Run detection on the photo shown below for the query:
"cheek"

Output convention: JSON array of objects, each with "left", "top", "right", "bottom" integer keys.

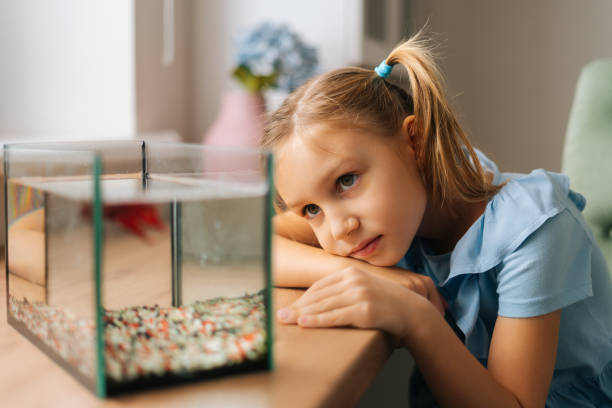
[
  {"left": 381, "top": 178, "right": 427, "bottom": 233},
  {"left": 310, "top": 223, "right": 334, "bottom": 252}
]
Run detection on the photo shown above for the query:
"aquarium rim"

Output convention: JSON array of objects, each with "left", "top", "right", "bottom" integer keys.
[{"left": 2, "top": 141, "right": 273, "bottom": 156}]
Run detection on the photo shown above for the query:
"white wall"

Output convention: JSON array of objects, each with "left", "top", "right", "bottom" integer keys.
[
  {"left": 0, "top": 0, "right": 135, "bottom": 141},
  {"left": 409, "top": 0, "right": 612, "bottom": 173},
  {"left": 0, "top": 0, "right": 364, "bottom": 143},
  {"left": 134, "top": 0, "right": 191, "bottom": 140},
  {"left": 190, "top": 0, "right": 363, "bottom": 142}
]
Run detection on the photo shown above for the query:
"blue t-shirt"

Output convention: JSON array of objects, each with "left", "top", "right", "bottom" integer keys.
[{"left": 396, "top": 151, "right": 612, "bottom": 407}]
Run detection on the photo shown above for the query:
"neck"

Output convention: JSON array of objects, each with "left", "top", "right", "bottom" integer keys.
[
  {"left": 417, "top": 196, "right": 489, "bottom": 255},
  {"left": 417, "top": 171, "right": 494, "bottom": 254}
]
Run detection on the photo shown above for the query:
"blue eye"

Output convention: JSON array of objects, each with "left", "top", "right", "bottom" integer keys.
[
  {"left": 303, "top": 204, "right": 320, "bottom": 218},
  {"left": 338, "top": 174, "right": 358, "bottom": 191}
]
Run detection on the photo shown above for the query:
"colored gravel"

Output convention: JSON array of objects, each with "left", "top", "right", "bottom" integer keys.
[{"left": 8, "top": 292, "right": 267, "bottom": 382}]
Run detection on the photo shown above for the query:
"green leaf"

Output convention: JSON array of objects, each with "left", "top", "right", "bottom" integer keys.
[{"left": 232, "top": 64, "right": 278, "bottom": 93}]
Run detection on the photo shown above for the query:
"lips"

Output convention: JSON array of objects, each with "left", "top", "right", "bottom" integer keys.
[{"left": 350, "top": 235, "right": 382, "bottom": 257}]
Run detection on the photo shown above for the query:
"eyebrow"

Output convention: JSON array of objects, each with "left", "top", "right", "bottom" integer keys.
[
  {"left": 284, "top": 158, "right": 354, "bottom": 211},
  {"left": 274, "top": 192, "right": 288, "bottom": 212}
]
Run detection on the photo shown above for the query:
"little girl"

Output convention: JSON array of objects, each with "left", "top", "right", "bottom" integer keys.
[{"left": 262, "top": 31, "right": 612, "bottom": 407}]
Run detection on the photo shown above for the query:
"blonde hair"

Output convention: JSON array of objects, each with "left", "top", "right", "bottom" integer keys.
[{"left": 263, "top": 29, "right": 501, "bottom": 210}]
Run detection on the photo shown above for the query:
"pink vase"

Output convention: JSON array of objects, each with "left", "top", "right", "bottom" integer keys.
[{"left": 204, "top": 91, "right": 266, "bottom": 148}]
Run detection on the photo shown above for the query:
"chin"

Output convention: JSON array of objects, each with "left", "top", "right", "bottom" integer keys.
[{"left": 365, "top": 252, "right": 403, "bottom": 267}]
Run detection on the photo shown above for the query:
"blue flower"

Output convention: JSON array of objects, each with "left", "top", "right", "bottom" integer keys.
[{"left": 234, "top": 22, "right": 319, "bottom": 92}]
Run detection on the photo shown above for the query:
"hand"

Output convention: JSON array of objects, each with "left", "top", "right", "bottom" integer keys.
[
  {"left": 357, "top": 263, "right": 447, "bottom": 315},
  {"left": 277, "top": 266, "right": 437, "bottom": 346}
]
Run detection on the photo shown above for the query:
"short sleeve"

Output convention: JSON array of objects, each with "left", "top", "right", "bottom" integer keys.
[{"left": 496, "top": 209, "right": 594, "bottom": 318}]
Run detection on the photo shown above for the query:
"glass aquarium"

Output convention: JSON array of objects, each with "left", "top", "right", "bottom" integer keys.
[{"left": 3, "top": 141, "right": 273, "bottom": 396}]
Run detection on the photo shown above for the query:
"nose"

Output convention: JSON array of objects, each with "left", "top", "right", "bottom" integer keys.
[{"left": 330, "top": 213, "right": 359, "bottom": 241}]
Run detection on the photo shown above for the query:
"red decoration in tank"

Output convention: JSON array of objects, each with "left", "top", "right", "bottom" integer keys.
[{"left": 81, "top": 204, "right": 165, "bottom": 239}]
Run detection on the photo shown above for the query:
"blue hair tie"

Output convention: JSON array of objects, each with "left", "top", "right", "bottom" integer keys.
[{"left": 374, "top": 60, "right": 393, "bottom": 78}]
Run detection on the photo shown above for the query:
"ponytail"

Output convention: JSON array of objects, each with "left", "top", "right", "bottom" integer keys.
[{"left": 384, "top": 30, "right": 501, "bottom": 207}]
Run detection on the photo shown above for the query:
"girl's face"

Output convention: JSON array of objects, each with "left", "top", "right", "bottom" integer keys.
[{"left": 275, "top": 124, "right": 427, "bottom": 267}]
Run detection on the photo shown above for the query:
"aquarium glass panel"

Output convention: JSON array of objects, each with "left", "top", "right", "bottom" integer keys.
[
  {"left": 5, "top": 145, "right": 99, "bottom": 393},
  {"left": 4, "top": 141, "right": 272, "bottom": 396}
]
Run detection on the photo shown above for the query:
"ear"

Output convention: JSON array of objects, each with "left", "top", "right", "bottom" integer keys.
[{"left": 400, "top": 115, "right": 418, "bottom": 153}]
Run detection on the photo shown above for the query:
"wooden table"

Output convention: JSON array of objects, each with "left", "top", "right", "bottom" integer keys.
[{"left": 1, "top": 254, "right": 393, "bottom": 408}]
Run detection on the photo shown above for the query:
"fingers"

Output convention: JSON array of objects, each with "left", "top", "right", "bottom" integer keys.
[
  {"left": 307, "top": 266, "right": 350, "bottom": 292},
  {"left": 295, "top": 290, "right": 356, "bottom": 318},
  {"left": 407, "top": 274, "right": 445, "bottom": 316},
  {"left": 278, "top": 284, "right": 353, "bottom": 324},
  {"left": 285, "top": 266, "right": 363, "bottom": 311},
  {"left": 280, "top": 267, "right": 370, "bottom": 322},
  {"left": 291, "top": 279, "right": 347, "bottom": 310},
  {"left": 442, "top": 297, "right": 449, "bottom": 310},
  {"left": 295, "top": 304, "right": 360, "bottom": 328},
  {"left": 419, "top": 276, "right": 445, "bottom": 315},
  {"left": 431, "top": 293, "right": 445, "bottom": 316}
]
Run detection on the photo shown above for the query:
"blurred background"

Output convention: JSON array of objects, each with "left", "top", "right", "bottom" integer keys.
[
  {"left": 1, "top": 0, "right": 611, "bottom": 406},
  {"left": 1, "top": 0, "right": 611, "bottom": 171}
]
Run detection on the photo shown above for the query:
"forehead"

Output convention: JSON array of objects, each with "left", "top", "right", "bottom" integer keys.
[
  {"left": 274, "top": 125, "right": 394, "bottom": 208},
  {"left": 279, "top": 125, "right": 358, "bottom": 159}
]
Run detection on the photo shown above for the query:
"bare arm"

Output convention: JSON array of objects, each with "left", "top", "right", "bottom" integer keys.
[
  {"left": 280, "top": 267, "right": 560, "bottom": 408},
  {"left": 407, "top": 304, "right": 560, "bottom": 408},
  {"left": 272, "top": 212, "right": 446, "bottom": 312},
  {"left": 272, "top": 211, "right": 340, "bottom": 287},
  {"left": 273, "top": 234, "right": 347, "bottom": 287}
]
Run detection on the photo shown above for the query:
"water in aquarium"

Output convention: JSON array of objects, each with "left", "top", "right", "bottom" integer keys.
[{"left": 6, "top": 174, "right": 270, "bottom": 392}]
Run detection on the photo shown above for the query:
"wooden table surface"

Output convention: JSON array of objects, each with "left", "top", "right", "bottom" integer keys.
[{"left": 1, "top": 255, "right": 393, "bottom": 408}]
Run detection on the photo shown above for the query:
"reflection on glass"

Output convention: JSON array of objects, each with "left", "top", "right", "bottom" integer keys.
[{"left": 4, "top": 142, "right": 272, "bottom": 396}]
